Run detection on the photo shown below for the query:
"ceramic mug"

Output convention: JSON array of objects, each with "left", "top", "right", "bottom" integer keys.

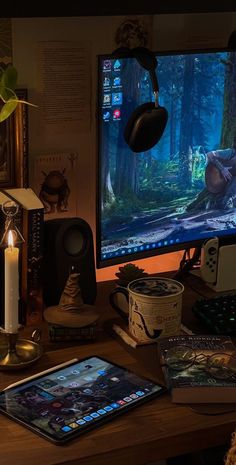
[{"left": 109, "top": 276, "right": 184, "bottom": 344}]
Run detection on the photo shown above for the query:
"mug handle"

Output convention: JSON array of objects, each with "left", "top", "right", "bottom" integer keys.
[{"left": 109, "top": 287, "right": 129, "bottom": 324}]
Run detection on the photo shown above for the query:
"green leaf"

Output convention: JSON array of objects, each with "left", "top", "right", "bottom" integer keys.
[
  {"left": 0, "top": 99, "right": 18, "bottom": 122},
  {"left": 1, "top": 65, "right": 18, "bottom": 101},
  {"left": 17, "top": 98, "right": 38, "bottom": 108}
]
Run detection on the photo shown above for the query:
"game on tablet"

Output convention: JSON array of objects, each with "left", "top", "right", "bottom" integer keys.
[{"left": 0, "top": 356, "right": 166, "bottom": 444}]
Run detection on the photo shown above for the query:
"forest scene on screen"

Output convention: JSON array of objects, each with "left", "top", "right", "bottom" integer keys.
[{"left": 100, "top": 51, "right": 236, "bottom": 261}]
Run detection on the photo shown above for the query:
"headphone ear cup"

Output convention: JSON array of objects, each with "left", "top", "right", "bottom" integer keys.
[
  {"left": 124, "top": 102, "right": 168, "bottom": 153},
  {"left": 124, "top": 102, "right": 151, "bottom": 145}
]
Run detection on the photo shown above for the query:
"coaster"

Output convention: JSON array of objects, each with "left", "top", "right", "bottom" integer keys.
[{"left": 112, "top": 321, "right": 194, "bottom": 349}]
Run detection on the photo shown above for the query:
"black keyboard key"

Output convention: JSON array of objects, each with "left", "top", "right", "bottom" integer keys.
[{"left": 192, "top": 294, "right": 236, "bottom": 335}]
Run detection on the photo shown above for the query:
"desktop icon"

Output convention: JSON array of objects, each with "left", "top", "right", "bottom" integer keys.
[
  {"left": 113, "top": 59, "right": 121, "bottom": 70},
  {"left": 103, "top": 111, "right": 111, "bottom": 121},
  {"left": 69, "top": 422, "right": 79, "bottom": 429},
  {"left": 103, "top": 94, "right": 111, "bottom": 105},
  {"left": 61, "top": 425, "right": 72, "bottom": 432},
  {"left": 112, "top": 92, "right": 123, "bottom": 105},
  {"left": 104, "top": 405, "right": 113, "bottom": 412},
  {"left": 113, "top": 76, "right": 121, "bottom": 87},
  {"left": 103, "top": 60, "right": 112, "bottom": 70},
  {"left": 97, "top": 409, "right": 107, "bottom": 415},
  {"left": 68, "top": 381, "right": 80, "bottom": 388},
  {"left": 113, "top": 109, "right": 121, "bottom": 120},
  {"left": 76, "top": 419, "right": 86, "bottom": 425},
  {"left": 111, "top": 403, "right": 120, "bottom": 408},
  {"left": 83, "top": 415, "right": 93, "bottom": 422},
  {"left": 71, "top": 369, "right": 80, "bottom": 375},
  {"left": 97, "top": 369, "right": 106, "bottom": 375},
  {"left": 117, "top": 400, "right": 125, "bottom": 405},
  {"left": 136, "top": 391, "right": 145, "bottom": 396},
  {"left": 38, "top": 379, "right": 57, "bottom": 389},
  {"left": 103, "top": 76, "right": 110, "bottom": 87}
]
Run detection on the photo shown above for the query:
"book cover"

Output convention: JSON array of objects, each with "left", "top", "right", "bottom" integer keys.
[
  {"left": 4, "top": 188, "right": 44, "bottom": 326},
  {"left": 158, "top": 334, "right": 236, "bottom": 403}
]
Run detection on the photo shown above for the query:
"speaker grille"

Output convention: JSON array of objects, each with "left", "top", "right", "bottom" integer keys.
[
  {"left": 63, "top": 225, "right": 85, "bottom": 256},
  {"left": 43, "top": 217, "right": 97, "bottom": 306}
]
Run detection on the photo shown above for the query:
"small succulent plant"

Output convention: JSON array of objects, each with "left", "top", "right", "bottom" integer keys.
[{"left": 115, "top": 263, "right": 148, "bottom": 287}]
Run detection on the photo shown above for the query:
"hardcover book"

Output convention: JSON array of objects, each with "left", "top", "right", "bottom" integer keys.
[
  {"left": 3, "top": 188, "right": 44, "bottom": 326},
  {"left": 158, "top": 335, "right": 236, "bottom": 403}
]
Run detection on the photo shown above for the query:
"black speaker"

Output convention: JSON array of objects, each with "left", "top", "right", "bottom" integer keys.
[
  {"left": 113, "top": 46, "right": 168, "bottom": 153},
  {"left": 42, "top": 217, "right": 97, "bottom": 307}
]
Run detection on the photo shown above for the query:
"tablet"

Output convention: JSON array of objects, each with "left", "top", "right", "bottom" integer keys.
[{"left": 0, "top": 356, "right": 166, "bottom": 444}]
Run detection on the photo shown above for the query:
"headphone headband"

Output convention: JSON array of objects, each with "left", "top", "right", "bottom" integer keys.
[
  {"left": 112, "top": 46, "right": 159, "bottom": 92},
  {"left": 111, "top": 46, "right": 168, "bottom": 152}
]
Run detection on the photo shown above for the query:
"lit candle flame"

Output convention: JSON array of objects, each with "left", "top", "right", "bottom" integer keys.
[{"left": 8, "top": 230, "right": 14, "bottom": 248}]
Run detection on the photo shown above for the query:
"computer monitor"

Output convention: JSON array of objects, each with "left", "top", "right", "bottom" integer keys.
[{"left": 96, "top": 48, "right": 236, "bottom": 269}]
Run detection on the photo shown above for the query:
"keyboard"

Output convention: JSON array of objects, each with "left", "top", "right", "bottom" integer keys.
[{"left": 192, "top": 294, "right": 236, "bottom": 335}]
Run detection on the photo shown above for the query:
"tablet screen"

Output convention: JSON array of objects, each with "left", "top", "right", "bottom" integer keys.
[{"left": 0, "top": 356, "right": 165, "bottom": 443}]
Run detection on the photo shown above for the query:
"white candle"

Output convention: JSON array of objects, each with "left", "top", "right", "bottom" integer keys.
[{"left": 4, "top": 230, "right": 19, "bottom": 333}]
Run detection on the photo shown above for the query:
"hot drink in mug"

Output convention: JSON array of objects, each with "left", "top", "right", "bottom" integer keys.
[{"left": 109, "top": 277, "right": 184, "bottom": 344}]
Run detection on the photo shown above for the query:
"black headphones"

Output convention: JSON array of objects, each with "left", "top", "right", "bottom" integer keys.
[{"left": 112, "top": 46, "right": 168, "bottom": 153}]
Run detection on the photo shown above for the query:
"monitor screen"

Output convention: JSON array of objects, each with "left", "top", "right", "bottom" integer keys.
[{"left": 97, "top": 48, "right": 236, "bottom": 268}]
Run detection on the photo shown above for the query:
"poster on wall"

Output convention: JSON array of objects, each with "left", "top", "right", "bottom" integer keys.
[
  {"left": 33, "top": 152, "right": 79, "bottom": 219},
  {"left": 37, "top": 41, "right": 91, "bottom": 135}
]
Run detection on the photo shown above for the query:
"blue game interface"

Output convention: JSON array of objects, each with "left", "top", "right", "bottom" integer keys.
[{"left": 98, "top": 50, "right": 236, "bottom": 264}]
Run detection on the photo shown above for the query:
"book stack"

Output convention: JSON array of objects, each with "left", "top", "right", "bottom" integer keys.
[
  {"left": 158, "top": 334, "right": 236, "bottom": 403},
  {"left": 0, "top": 188, "right": 44, "bottom": 327}
]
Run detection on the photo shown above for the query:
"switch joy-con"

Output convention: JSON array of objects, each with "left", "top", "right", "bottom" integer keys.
[{"left": 200, "top": 237, "right": 219, "bottom": 283}]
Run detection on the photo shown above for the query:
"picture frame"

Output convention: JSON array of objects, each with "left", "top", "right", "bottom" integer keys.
[{"left": 0, "top": 89, "right": 28, "bottom": 188}]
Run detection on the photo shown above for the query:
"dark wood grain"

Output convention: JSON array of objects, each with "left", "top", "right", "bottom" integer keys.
[{"left": 0, "top": 275, "right": 236, "bottom": 465}]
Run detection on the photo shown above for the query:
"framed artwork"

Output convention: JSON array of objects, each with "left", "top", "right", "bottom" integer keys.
[{"left": 0, "top": 88, "right": 28, "bottom": 188}]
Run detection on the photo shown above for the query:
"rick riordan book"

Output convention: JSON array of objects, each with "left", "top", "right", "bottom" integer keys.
[{"left": 158, "top": 334, "right": 236, "bottom": 403}]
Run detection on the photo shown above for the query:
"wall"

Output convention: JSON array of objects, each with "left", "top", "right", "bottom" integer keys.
[{"left": 11, "top": 12, "right": 236, "bottom": 281}]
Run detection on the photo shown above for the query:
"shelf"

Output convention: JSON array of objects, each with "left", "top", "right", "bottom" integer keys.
[{"left": 4, "top": 1, "right": 236, "bottom": 17}]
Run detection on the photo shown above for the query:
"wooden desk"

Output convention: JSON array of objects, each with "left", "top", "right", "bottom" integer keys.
[{"left": 0, "top": 275, "right": 236, "bottom": 465}]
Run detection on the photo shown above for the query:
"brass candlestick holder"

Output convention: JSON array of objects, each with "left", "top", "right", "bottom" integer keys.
[
  {"left": 0, "top": 200, "right": 42, "bottom": 369},
  {"left": 0, "top": 328, "right": 43, "bottom": 370}
]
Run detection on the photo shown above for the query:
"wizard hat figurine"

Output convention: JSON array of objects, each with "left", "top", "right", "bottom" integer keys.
[{"left": 44, "top": 272, "right": 99, "bottom": 329}]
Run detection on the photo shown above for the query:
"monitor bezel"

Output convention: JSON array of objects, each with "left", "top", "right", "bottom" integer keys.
[{"left": 96, "top": 46, "right": 236, "bottom": 269}]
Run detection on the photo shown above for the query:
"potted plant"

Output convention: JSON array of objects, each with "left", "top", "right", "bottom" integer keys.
[
  {"left": 113, "top": 263, "right": 148, "bottom": 313},
  {"left": 115, "top": 263, "right": 148, "bottom": 288},
  {"left": 0, "top": 64, "right": 36, "bottom": 122}
]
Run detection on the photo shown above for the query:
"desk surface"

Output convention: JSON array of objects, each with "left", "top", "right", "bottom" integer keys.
[{"left": 0, "top": 274, "right": 236, "bottom": 465}]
